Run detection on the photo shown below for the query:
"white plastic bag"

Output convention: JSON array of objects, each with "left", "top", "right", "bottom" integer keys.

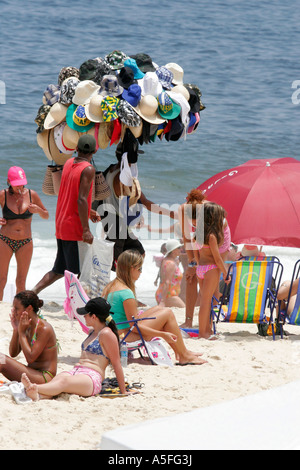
[{"left": 79, "top": 238, "right": 114, "bottom": 298}]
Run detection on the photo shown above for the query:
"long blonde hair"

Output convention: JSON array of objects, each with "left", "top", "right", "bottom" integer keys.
[{"left": 102, "top": 250, "right": 144, "bottom": 299}]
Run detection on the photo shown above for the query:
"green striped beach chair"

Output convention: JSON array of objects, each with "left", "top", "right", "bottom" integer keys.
[
  {"left": 278, "top": 260, "right": 300, "bottom": 338},
  {"left": 215, "top": 259, "right": 283, "bottom": 340}
]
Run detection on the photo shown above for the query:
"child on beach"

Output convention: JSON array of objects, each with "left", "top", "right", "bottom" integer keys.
[
  {"left": 102, "top": 250, "right": 206, "bottom": 365},
  {"left": 193, "top": 202, "right": 231, "bottom": 340}
]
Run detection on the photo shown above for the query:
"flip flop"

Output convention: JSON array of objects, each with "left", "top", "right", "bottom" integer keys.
[
  {"left": 175, "top": 360, "right": 207, "bottom": 366},
  {"left": 207, "top": 334, "right": 219, "bottom": 341}
]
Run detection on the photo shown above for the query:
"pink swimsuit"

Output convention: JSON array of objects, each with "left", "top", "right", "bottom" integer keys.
[
  {"left": 195, "top": 221, "right": 231, "bottom": 280},
  {"left": 219, "top": 223, "right": 231, "bottom": 254}
]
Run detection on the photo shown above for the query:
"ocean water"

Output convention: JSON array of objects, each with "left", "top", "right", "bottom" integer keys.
[{"left": 1, "top": 0, "right": 300, "bottom": 305}]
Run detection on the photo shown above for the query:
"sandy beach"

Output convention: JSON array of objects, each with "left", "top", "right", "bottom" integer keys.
[{"left": 0, "top": 300, "right": 300, "bottom": 450}]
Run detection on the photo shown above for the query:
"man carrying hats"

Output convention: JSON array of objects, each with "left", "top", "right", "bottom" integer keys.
[{"left": 33, "top": 135, "right": 100, "bottom": 294}]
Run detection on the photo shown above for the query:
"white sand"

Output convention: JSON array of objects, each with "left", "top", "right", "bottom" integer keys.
[{"left": 0, "top": 300, "right": 300, "bottom": 450}]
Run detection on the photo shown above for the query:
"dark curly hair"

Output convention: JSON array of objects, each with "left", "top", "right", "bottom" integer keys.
[{"left": 14, "top": 290, "right": 43, "bottom": 314}]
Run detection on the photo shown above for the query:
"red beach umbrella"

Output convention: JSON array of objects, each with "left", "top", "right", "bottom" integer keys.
[{"left": 197, "top": 157, "right": 300, "bottom": 247}]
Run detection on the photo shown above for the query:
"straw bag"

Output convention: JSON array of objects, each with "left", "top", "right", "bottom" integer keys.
[
  {"left": 42, "top": 165, "right": 55, "bottom": 195},
  {"left": 91, "top": 158, "right": 111, "bottom": 201},
  {"left": 42, "top": 164, "right": 63, "bottom": 196}
]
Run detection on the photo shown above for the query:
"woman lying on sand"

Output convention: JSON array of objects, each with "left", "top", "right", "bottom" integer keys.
[
  {"left": 21, "top": 297, "right": 129, "bottom": 400},
  {"left": 102, "top": 250, "right": 206, "bottom": 366},
  {"left": 0, "top": 290, "right": 57, "bottom": 384}
]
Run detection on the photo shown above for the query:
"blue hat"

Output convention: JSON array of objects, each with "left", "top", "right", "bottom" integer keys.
[
  {"left": 43, "top": 84, "right": 60, "bottom": 106},
  {"left": 124, "top": 58, "right": 145, "bottom": 79},
  {"left": 155, "top": 66, "right": 174, "bottom": 90},
  {"left": 122, "top": 84, "right": 141, "bottom": 107},
  {"left": 157, "top": 92, "right": 181, "bottom": 119},
  {"left": 66, "top": 103, "right": 95, "bottom": 132}
]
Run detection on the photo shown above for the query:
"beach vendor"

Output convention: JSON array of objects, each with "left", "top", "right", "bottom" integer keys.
[
  {"left": 0, "top": 166, "right": 49, "bottom": 300},
  {"left": 93, "top": 135, "right": 177, "bottom": 271},
  {"left": 102, "top": 250, "right": 206, "bottom": 365},
  {"left": 21, "top": 297, "right": 129, "bottom": 400},
  {"left": 32, "top": 135, "right": 101, "bottom": 294},
  {"left": 0, "top": 291, "right": 57, "bottom": 384}
]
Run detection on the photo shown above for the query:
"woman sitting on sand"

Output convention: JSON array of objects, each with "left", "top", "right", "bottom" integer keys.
[
  {"left": 102, "top": 250, "right": 206, "bottom": 366},
  {"left": 155, "top": 239, "right": 185, "bottom": 308},
  {"left": 21, "top": 297, "right": 129, "bottom": 401},
  {"left": 0, "top": 166, "right": 49, "bottom": 300},
  {"left": 0, "top": 290, "right": 57, "bottom": 383}
]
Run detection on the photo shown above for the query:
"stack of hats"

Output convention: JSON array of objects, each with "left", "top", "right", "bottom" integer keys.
[{"left": 35, "top": 51, "right": 205, "bottom": 167}]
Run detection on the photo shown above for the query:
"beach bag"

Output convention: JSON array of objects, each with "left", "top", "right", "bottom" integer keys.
[
  {"left": 79, "top": 238, "right": 114, "bottom": 297},
  {"left": 42, "top": 165, "right": 55, "bottom": 195},
  {"left": 91, "top": 157, "right": 111, "bottom": 202},
  {"left": 92, "top": 170, "right": 111, "bottom": 201},
  {"left": 42, "top": 164, "right": 63, "bottom": 196},
  {"left": 144, "top": 338, "right": 173, "bottom": 367}
]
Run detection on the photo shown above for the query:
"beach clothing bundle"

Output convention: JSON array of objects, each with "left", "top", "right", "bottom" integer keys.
[{"left": 35, "top": 51, "right": 205, "bottom": 196}]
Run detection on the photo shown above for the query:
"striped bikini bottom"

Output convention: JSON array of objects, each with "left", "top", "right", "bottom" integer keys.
[{"left": 0, "top": 234, "right": 32, "bottom": 253}]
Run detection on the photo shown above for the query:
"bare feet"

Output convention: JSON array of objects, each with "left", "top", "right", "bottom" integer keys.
[
  {"left": 179, "top": 321, "right": 194, "bottom": 329},
  {"left": 21, "top": 373, "right": 39, "bottom": 401},
  {"left": 177, "top": 352, "right": 207, "bottom": 366}
]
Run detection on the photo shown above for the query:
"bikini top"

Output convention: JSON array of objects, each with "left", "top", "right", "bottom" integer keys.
[
  {"left": 81, "top": 330, "right": 109, "bottom": 360},
  {"left": 3, "top": 189, "right": 33, "bottom": 220}
]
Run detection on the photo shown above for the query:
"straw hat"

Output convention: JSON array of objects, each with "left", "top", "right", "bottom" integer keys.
[
  {"left": 165, "top": 63, "right": 184, "bottom": 85},
  {"left": 48, "top": 128, "right": 72, "bottom": 165},
  {"left": 62, "top": 124, "right": 80, "bottom": 150},
  {"left": 134, "top": 95, "right": 166, "bottom": 124},
  {"left": 53, "top": 122, "right": 74, "bottom": 155},
  {"left": 72, "top": 80, "right": 100, "bottom": 105},
  {"left": 85, "top": 94, "right": 104, "bottom": 122},
  {"left": 37, "top": 128, "right": 52, "bottom": 161},
  {"left": 127, "top": 120, "right": 143, "bottom": 138},
  {"left": 43, "top": 102, "right": 68, "bottom": 130},
  {"left": 164, "top": 239, "right": 183, "bottom": 257},
  {"left": 171, "top": 84, "right": 190, "bottom": 102},
  {"left": 98, "top": 122, "right": 114, "bottom": 149}
]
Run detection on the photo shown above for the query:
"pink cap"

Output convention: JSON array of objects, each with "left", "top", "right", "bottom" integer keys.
[{"left": 7, "top": 166, "right": 27, "bottom": 186}]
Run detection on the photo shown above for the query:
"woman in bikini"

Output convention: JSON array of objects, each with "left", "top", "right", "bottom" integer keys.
[
  {"left": 21, "top": 297, "right": 129, "bottom": 400},
  {"left": 155, "top": 239, "right": 185, "bottom": 308},
  {"left": 179, "top": 189, "right": 231, "bottom": 328},
  {"left": 102, "top": 250, "right": 206, "bottom": 365},
  {"left": 193, "top": 202, "right": 231, "bottom": 340},
  {"left": 0, "top": 290, "right": 57, "bottom": 383},
  {"left": 0, "top": 166, "right": 49, "bottom": 300}
]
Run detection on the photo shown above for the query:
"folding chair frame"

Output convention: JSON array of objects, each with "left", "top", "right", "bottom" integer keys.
[
  {"left": 277, "top": 259, "right": 300, "bottom": 339},
  {"left": 117, "top": 317, "right": 157, "bottom": 364}
]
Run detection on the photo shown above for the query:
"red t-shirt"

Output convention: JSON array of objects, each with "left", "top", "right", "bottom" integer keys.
[{"left": 55, "top": 157, "right": 93, "bottom": 241}]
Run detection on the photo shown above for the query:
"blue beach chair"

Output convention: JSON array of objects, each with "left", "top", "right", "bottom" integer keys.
[
  {"left": 117, "top": 317, "right": 157, "bottom": 364},
  {"left": 117, "top": 317, "right": 173, "bottom": 366},
  {"left": 277, "top": 260, "right": 300, "bottom": 338},
  {"left": 213, "top": 258, "right": 283, "bottom": 340}
]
